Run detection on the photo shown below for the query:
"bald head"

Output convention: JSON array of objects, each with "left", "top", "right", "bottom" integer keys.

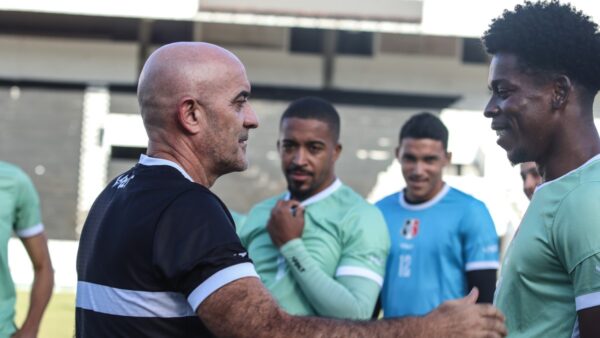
[{"left": 137, "top": 42, "right": 245, "bottom": 132}]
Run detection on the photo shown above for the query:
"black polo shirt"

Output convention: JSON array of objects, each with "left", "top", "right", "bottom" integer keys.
[{"left": 76, "top": 155, "right": 257, "bottom": 337}]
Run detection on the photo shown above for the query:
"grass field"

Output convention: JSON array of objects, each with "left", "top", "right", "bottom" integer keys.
[{"left": 15, "top": 290, "right": 75, "bottom": 338}]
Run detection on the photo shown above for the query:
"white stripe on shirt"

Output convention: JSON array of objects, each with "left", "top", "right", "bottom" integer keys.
[
  {"left": 575, "top": 291, "right": 600, "bottom": 311},
  {"left": 335, "top": 266, "right": 383, "bottom": 287},
  {"left": 76, "top": 281, "right": 195, "bottom": 317},
  {"left": 187, "top": 262, "right": 259, "bottom": 310},
  {"left": 465, "top": 261, "right": 499, "bottom": 271}
]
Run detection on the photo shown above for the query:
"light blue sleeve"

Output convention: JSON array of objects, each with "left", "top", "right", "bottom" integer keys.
[{"left": 461, "top": 199, "right": 499, "bottom": 271}]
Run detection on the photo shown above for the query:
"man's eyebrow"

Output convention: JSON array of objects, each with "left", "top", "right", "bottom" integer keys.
[{"left": 235, "top": 90, "right": 250, "bottom": 100}]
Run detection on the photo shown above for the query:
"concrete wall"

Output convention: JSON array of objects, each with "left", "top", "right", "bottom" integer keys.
[{"left": 0, "top": 86, "right": 83, "bottom": 239}]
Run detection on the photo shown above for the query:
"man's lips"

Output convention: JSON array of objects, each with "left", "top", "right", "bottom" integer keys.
[
  {"left": 288, "top": 170, "right": 312, "bottom": 180},
  {"left": 491, "top": 122, "right": 511, "bottom": 140}
]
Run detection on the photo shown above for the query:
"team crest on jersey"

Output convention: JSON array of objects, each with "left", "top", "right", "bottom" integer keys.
[{"left": 401, "top": 218, "right": 420, "bottom": 239}]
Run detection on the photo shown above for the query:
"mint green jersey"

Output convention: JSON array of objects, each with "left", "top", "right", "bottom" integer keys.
[
  {"left": 239, "top": 180, "right": 390, "bottom": 316},
  {"left": 0, "top": 162, "right": 44, "bottom": 337},
  {"left": 495, "top": 155, "right": 600, "bottom": 338}
]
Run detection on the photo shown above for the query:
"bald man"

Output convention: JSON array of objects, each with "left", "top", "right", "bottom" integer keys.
[{"left": 75, "top": 42, "right": 506, "bottom": 338}]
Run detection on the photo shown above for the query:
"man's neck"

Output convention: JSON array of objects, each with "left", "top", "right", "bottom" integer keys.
[
  {"left": 539, "top": 121, "right": 600, "bottom": 181},
  {"left": 147, "top": 143, "right": 214, "bottom": 187}
]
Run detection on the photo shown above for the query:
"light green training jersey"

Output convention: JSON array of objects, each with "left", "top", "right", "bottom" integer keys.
[
  {"left": 495, "top": 155, "right": 600, "bottom": 338},
  {"left": 0, "top": 161, "right": 44, "bottom": 337},
  {"left": 239, "top": 179, "right": 390, "bottom": 316}
]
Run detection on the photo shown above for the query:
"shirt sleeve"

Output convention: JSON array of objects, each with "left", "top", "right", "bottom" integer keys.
[
  {"left": 153, "top": 188, "right": 258, "bottom": 311},
  {"left": 571, "top": 253, "right": 600, "bottom": 311},
  {"left": 553, "top": 183, "right": 600, "bottom": 309},
  {"left": 13, "top": 169, "right": 44, "bottom": 238},
  {"left": 460, "top": 199, "right": 499, "bottom": 271},
  {"left": 280, "top": 238, "right": 382, "bottom": 319},
  {"left": 335, "top": 204, "right": 390, "bottom": 287}
]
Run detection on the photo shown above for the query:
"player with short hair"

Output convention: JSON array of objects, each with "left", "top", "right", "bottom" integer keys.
[
  {"left": 376, "top": 112, "right": 499, "bottom": 318},
  {"left": 240, "top": 97, "right": 389, "bottom": 319}
]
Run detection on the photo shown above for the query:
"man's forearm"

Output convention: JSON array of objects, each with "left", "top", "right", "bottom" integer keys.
[
  {"left": 280, "top": 239, "right": 379, "bottom": 319},
  {"left": 199, "top": 277, "right": 430, "bottom": 338},
  {"left": 20, "top": 264, "right": 53, "bottom": 333}
]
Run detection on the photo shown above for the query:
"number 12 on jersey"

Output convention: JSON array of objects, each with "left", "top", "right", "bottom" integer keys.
[{"left": 398, "top": 254, "right": 412, "bottom": 277}]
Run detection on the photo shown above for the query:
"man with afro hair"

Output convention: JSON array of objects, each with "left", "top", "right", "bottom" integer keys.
[{"left": 483, "top": 1, "right": 600, "bottom": 337}]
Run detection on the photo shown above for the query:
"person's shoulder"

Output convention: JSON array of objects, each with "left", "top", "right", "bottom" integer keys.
[
  {"left": 447, "top": 186, "right": 486, "bottom": 206},
  {"left": 0, "top": 161, "right": 30, "bottom": 180},
  {"left": 559, "top": 180, "right": 600, "bottom": 210},
  {"left": 374, "top": 191, "right": 401, "bottom": 207},
  {"left": 333, "top": 185, "right": 386, "bottom": 222},
  {"left": 248, "top": 194, "right": 285, "bottom": 213}
]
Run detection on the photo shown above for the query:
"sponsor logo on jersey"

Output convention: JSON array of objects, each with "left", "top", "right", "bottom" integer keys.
[
  {"left": 112, "top": 174, "right": 135, "bottom": 189},
  {"left": 368, "top": 255, "right": 383, "bottom": 267},
  {"left": 401, "top": 218, "right": 420, "bottom": 240}
]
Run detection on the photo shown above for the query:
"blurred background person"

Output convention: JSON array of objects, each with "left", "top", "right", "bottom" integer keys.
[
  {"left": 240, "top": 97, "right": 390, "bottom": 319},
  {"left": 1, "top": 161, "right": 53, "bottom": 338},
  {"left": 376, "top": 112, "right": 498, "bottom": 318},
  {"left": 519, "top": 162, "right": 542, "bottom": 201}
]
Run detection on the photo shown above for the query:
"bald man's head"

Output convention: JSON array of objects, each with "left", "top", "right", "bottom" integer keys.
[
  {"left": 137, "top": 42, "right": 258, "bottom": 185},
  {"left": 137, "top": 42, "right": 245, "bottom": 131}
]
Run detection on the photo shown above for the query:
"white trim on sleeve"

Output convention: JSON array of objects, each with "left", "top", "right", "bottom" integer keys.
[
  {"left": 16, "top": 223, "right": 44, "bottom": 238},
  {"left": 465, "top": 261, "right": 500, "bottom": 271},
  {"left": 335, "top": 266, "right": 383, "bottom": 287},
  {"left": 575, "top": 291, "right": 600, "bottom": 311},
  {"left": 187, "top": 262, "right": 258, "bottom": 310},
  {"left": 76, "top": 281, "right": 195, "bottom": 317}
]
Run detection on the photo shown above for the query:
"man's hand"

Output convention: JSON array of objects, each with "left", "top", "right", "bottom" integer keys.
[
  {"left": 266, "top": 200, "right": 305, "bottom": 247},
  {"left": 424, "top": 288, "right": 507, "bottom": 338}
]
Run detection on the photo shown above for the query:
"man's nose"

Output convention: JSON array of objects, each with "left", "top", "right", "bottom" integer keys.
[{"left": 243, "top": 104, "right": 259, "bottom": 129}]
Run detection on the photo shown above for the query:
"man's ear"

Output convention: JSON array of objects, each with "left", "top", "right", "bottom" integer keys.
[
  {"left": 276, "top": 140, "right": 281, "bottom": 152},
  {"left": 552, "top": 75, "right": 572, "bottom": 110},
  {"left": 333, "top": 143, "right": 342, "bottom": 161},
  {"left": 177, "top": 97, "right": 203, "bottom": 134},
  {"left": 395, "top": 145, "right": 401, "bottom": 160},
  {"left": 445, "top": 151, "right": 452, "bottom": 165}
]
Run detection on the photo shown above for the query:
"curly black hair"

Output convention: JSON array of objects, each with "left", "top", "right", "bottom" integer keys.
[{"left": 482, "top": 1, "right": 600, "bottom": 93}]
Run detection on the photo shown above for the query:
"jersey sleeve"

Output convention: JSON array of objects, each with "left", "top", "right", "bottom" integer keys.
[
  {"left": 13, "top": 169, "right": 43, "bottom": 238},
  {"left": 460, "top": 199, "right": 499, "bottom": 271},
  {"left": 153, "top": 188, "right": 258, "bottom": 311},
  {"left": 553, "top": 183, "right": 600, "bottom": 309},
  {"left": 335, "top": 204, "right": 390, "bottom": 287}
]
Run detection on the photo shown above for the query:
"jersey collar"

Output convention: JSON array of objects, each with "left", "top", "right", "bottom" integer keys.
[
  {"left": 138, "top": 154, "right": 194, "bottom": 182},
  {"left": 398, "top": 183, "right": 450, "bottom": 211},
  {"left": 535, "top": 152, "right": 600, "bottom": 193},
  {"left": 284, "top": 178, "right": 342, "bottom": 207}
]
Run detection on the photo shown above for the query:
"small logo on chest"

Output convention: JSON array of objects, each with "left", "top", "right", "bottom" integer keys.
[{"left": 401, "top": 218, "right": 420, "bottom": 240}]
